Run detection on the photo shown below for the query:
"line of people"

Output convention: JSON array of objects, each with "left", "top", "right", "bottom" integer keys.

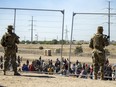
[{"left": 21, "top": 56, "right": 115, "bottom": 80}]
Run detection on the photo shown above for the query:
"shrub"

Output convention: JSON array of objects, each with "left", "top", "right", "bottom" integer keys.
[
  {"left": 55, "top": 48, "right": 61, "bottom": 53},
  {"left": 74, "top": 46, "right": 83, "bottom": 55},
  {"left": 39, "top": 46, "right": 44, "bottom": 50}
]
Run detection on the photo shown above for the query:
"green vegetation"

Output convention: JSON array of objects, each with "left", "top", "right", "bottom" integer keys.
[
  {"left": 20, "top": 39, "right": 67, "bottom": 44},
  {"left": 74, "top": 46, "right": 83, "bottom": 55},
  {"left": 39, "top": 46, "right": 44, "bottom": 50}
]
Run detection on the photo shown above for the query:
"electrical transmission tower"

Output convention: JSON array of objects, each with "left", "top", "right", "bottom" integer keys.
[
  {"left": 31, "top": 16, "right": 34, "bottom": 43},
  {"left": 30, "top": 16, "right": 36, "bottom": 43},
  {"left": 65, "top": 25, "right": 69, "bottom": 44}
]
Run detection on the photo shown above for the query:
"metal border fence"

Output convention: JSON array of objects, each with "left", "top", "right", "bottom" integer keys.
[
  {"left": 69, "top": 12, "right": 116, "bottom": 63},
  {"left": 0, "top": 7, "right": 65, "bottom": 59},
  {"left": 68, "top": 11, "right": 116, "bottom": 81}
]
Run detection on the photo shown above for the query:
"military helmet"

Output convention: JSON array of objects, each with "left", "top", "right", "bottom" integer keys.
[
  {"left": 6, "top": 25, "right": 14, "bottom": 30},
  {"left": 97, "top": 26, "right": 103, "bottom": 33}
]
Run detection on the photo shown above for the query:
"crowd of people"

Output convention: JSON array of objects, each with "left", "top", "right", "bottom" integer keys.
[
  {"left": 20, "top": 56, "right": 116, "bottom": 80},
  {"left": 0, "top": 55, "right": 116, "bottom": 80}
]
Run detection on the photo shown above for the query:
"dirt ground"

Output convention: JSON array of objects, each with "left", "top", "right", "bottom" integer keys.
[
  {"left": 0, "top": 72, "right": 116, "bottom": 87},
  {"left": 0, "top": 44, "right": 116, "bottom": 87}
]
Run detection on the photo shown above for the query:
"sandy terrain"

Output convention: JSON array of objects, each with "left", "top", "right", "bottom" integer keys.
[
  {"left": 0, "top": 55, "right": 116, "bottom": 87},
  {"left": 0, "top": 44, "right": 116, "bottom": 87},
  {"left": 0, "top": 72, "right": 116, "bottom": 87}
]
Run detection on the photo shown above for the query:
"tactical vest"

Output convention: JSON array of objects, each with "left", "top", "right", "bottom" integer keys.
[
  {"left": 4, "top": 32, "right": 17, "bottom": 47},
  {"left": 92, "top": 34, "right": 105, "bottom": 50}
]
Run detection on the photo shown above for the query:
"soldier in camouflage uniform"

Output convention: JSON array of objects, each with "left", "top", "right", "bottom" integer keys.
[
  {"left": 1, "top": 25, "right": 20, "bottom": 76},
  {"left": 89, "top": 26, "right": 109, "bottom": 80}
]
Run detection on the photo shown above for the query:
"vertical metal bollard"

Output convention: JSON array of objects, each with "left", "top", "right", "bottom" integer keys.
[
  {"left": 113, "top": 66, "right": 116, "bottom": 80},
  {"left": 93, "top": 71, "right": 94, "bottom": 79}
]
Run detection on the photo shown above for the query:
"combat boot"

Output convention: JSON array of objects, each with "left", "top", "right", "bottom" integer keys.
[
  {"left": 14, "top": 72, "right": 21, "bottom": 76},
  {"left": 3, "top": 70, "right": 6, "bottom": 75},
  {"left": 94, "top": 74, "right": 97, "bottom": 80},
  {"left": 100, "top": 73, "right": 104, "bottom": 80}
]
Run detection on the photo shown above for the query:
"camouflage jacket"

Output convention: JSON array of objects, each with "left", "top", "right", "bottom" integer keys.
[
  {"left": 1, "top": 32, "right": 19, "bottom": 48},
  {"left": 89, "top": 33, "right": 109, "bottom": 51}
]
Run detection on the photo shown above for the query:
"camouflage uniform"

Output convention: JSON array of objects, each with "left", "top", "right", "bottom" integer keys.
[
  {"left": 1, "top": 25, "right": 20, "bottom": 75},
  {"left": 89, "top": 26, "right": 109, "bottom": 80}
]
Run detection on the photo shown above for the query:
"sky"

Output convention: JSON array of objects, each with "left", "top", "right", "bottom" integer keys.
[{"left": 0, "top": 0, "right": 116, "bottom": 41}]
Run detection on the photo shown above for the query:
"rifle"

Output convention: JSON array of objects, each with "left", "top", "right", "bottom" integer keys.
[{"left": 103, "top": 34, "right": 110, "bottom": 46}]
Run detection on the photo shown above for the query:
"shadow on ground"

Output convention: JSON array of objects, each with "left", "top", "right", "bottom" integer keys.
[
  {"left": 22, "top": 74, "right": 55, "bottom": 78},
  {"left": 0, "top": 85, "right": 6, "bottom": 87}
]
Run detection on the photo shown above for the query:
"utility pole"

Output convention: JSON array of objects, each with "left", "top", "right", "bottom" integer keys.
[
  {"left": 65, "top": 25, "right": 69, "bottom": 44},
  {"left": 13, "top": 9, "right": 16, "bottom": 33},
  {"left": 108, "top": 1, "right": 111, "bottom": 41},
  {"left": 31, "top": 16, "right": 34, "bottom": 43}
]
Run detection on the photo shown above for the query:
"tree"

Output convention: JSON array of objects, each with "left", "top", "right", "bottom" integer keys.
[
  {"left": 52, "top": 39, "right": 58, "bottom": 44},
  {"left": 25, "top": 40, "right": 31, "bottom": 44},
  {"left": 20, "top": 40, "right": 25, "bottom": 44},
  {"left": 59, "top": 40, "right": 66, "bottom": 44}
]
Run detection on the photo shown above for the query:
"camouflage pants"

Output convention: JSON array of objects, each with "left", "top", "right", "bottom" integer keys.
[
  {"left": 92, "top": 49, "right": 105, "bottom": 78},
  {"left": 4, "top": 47, "right": 17, "bottom": 73}
]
